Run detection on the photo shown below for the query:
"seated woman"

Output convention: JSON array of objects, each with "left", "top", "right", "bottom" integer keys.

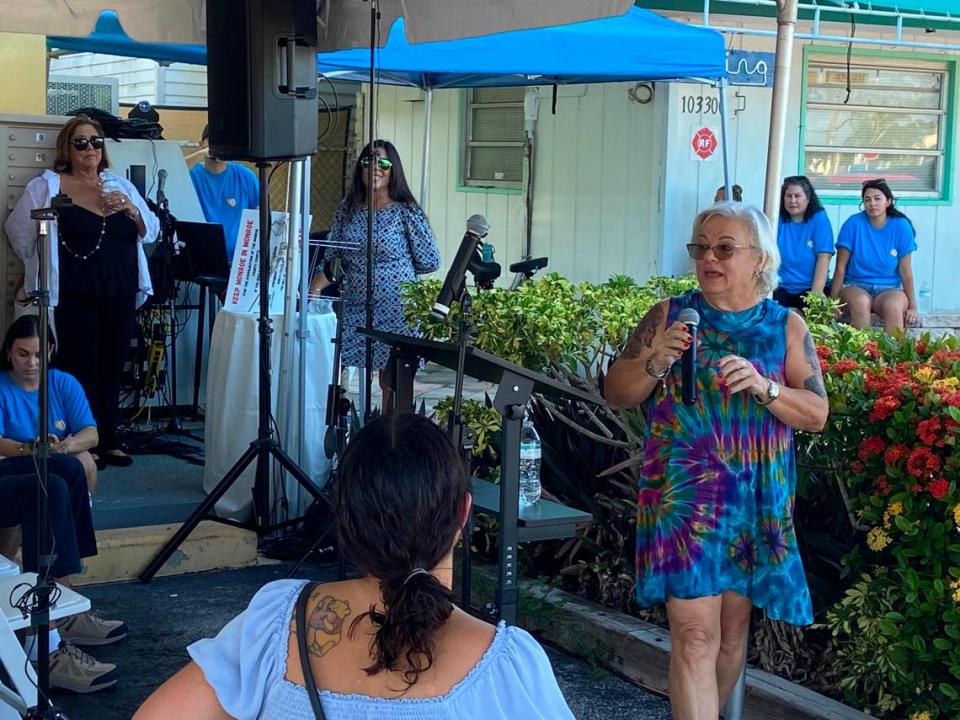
[
  {"left": 0, "top": 316, "right": 126, "bottom": 691},
  {"left": 0, "top": 315, "right": 98, "bottom": 492},
  {"left": 831, "top": 179, "right": 918, "bottom": 333},
  {"left": 773, "top": 175, "right": 834, "bottom": 310},
  {"left": 136, "top": 413, "right": 574, "bottom": 719}
]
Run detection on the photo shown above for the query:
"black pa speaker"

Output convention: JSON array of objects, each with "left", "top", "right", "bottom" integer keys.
[{"left": 206, "top": 0, "right": 319, "bottom": 161}]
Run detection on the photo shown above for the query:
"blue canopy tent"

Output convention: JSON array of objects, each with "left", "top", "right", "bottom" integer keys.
[
  {"left": 47, "top": 7, "right": 731, "bottom": 209},
  {"left": 315, "top": 7, "right": 725, "bottom": 88},
  {"left": 314, "top": 7, "right": 730, "bottom": 209},
  {"left": 47, "top": 10, "right": 205, "bottom": 66}
]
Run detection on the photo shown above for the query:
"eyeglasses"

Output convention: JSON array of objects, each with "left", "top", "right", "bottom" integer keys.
[
  {"left": 70, "top": 137, "right": 105, "bottom": 151},
  {"left": 686, "top": 243, "right": 757, "bottom": 261},
  {"left": 862, "top": 177, "right": 887, "bottom": 187},
  {"left": 360, "top": 156, "right": 393, "bottom": 170}
]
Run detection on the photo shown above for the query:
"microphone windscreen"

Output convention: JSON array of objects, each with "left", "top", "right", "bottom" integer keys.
[
  {"left": 677, "top": 308, "right": 701, "bottom": 327},
  {"left": 466, "top": 214, "right": 489, "bottom": 238}
]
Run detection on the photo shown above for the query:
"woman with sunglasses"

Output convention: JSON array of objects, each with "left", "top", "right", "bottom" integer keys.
[
  {"left": 5, "top": 114, "right": 159, "bottom": 468},
  {"left": 309, "top": 141, "right": 440, "bottom": 399},
  {"left": 136, "top": 413, "right": 574, "bottom": 719},
  {"left": 773, "top": 175, "right": 834, "bottom": 310},
  {"left": 830, "top": 179, "right": 918, "bottom": 333},
  {"left": 605, "top": 203, "right": 828, "bottom": 720}
]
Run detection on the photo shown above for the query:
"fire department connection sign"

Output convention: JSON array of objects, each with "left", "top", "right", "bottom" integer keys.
[{"left": 691, "top": 127, "right": 718, "bottom": 160}]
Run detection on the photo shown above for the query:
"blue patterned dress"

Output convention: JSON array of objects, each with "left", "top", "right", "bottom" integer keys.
[
  {"left": 635, "top": 290, "right": 813, "bottom": 625},
  {"left": 327, "top": 201, "right": 440, "bottom": 369}
]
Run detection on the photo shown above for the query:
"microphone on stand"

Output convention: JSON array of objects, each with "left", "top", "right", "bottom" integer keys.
[
  {"left": 431, "top": 214, "right": 490, "bottom": 321},
  {"left": 677, "top": 307, "right": 700, "bottom": 406},
  {"left": 156, "top": 168, "right": 168, "bottom": 206}
]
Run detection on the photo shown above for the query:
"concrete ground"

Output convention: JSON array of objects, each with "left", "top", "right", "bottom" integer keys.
[
  {"left": 53, "top": 562, "right": 671, "bottom": 720},
  {"left": 61, "top": 366, "right": 669, "bottom": 718}
]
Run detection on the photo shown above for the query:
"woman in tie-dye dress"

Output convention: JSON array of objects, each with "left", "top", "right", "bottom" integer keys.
[{"left": 605, "top": 203, "right": 829, "bottom": 720}]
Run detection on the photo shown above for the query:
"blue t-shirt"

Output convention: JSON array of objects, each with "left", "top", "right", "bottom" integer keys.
[
  {"left": 188, "top": 579, "right": 575, "bottom": 720},
  {"left": 836, "top": 212, "right": 917, "bottom": 286},
  {"left": 189, "top": 163, "right": 260, "bottom": 259},
  {"left": 776, "top": 210, "right": 835, "bottom": 293},
  {"left": 0, "top": 370, "right": 95, "bottom": 442}
]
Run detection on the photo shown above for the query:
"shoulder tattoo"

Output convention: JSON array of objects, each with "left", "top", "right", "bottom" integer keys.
[
  {"left": 621, "top": 304, "right": 664, "bottom": 359},
  {"left": 801, "top": 330, "right": 827, "bottom": 400},
  {"left": 289, "top": 594, "right": 352, "bottom": 658}
]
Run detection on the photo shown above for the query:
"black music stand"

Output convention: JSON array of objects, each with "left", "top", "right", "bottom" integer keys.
[
  {"left": 361, "top": 329, "right": 597, "bottom": 625},
  {"left": 174, "top": 220, "right": 231, "bottom": 418}
]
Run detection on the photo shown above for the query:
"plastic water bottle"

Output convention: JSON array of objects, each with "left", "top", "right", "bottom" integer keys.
[
  {"left": 519, "top": 414, "right": 542, "bottom": 506},
  {"left": 918, "top": 282, "right": 932, "bottom": 315},
  {"left": 99, "top": 170, "right": 122, "bottom": 194}
]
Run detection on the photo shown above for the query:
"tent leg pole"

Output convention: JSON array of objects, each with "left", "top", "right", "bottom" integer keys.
[
  {"left": 717, "top": 77, "right": 733, "bottom": 201},
  {"left": 419, "top": 89, "right": 432, "bottom": 213},
  {"left": 763, "top": 0, "right": 798, "bottom": 227}
]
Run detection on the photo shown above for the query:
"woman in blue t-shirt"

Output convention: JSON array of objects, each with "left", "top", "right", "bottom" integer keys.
[
  {"left": 773, "top": 176, "right": 834, "bottom": 310},
  {"left": 136, "top": 413, "right": 573, "bottom": 720},
  {"left": 830, "top": 179, "right": 918, "bottom": 333},
  {"left": 0, "top": 315, "right": 99, "bottom": 493}
]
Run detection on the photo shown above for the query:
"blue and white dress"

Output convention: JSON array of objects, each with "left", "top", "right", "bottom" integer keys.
[{"left": 327, "top": 201, "right": 440, "bottom": 369}]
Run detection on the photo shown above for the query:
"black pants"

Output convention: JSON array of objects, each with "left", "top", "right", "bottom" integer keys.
[
  {"left": 0, "top": 456, "right": 97, "bottom": 578},
  {"left": 55, "top": 291, "right": 137, "bottom": 452},
  {"left": 773, "top": 283, "right": 833, "bottom": 312}
]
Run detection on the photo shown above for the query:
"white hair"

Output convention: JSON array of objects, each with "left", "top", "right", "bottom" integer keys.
[{"left": 691, "top": 201, "right": 780, "bottom": 298}]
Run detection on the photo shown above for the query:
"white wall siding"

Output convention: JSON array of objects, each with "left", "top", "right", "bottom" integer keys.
[
  {"left": 364, "top": 81, "right": 663, "bottom": 286},
  {"left": 49, "top": 54, "right": 207, "bottom": 106}
]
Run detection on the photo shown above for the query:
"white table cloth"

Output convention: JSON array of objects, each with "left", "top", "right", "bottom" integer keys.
[{"left": 203, "top": 304, "right": 337, "bottom": 522}]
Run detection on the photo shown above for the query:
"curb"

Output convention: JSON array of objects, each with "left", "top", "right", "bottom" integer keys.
[{"left": 475, "top": 570, "right": 871, "bottom": 720}]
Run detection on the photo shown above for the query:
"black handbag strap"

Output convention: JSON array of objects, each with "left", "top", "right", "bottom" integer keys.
[{"left": 296, "top": 581, "right": 327, "bottom": 720}]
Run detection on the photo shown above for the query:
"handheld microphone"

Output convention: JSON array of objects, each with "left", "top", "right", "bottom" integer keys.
[
  {"left": 431, "top": 214, "right": 490, "bottom": 320},
  {"left": 677, "top": 307, "right": 700, "bottom": 406},
  {"left": 156, "top": 168, "right": 168, "bottom": 205}
]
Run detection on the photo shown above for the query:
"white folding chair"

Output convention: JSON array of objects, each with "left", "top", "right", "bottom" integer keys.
[{"left": 0, "top": 571, "right": 90, "bottom": 718}]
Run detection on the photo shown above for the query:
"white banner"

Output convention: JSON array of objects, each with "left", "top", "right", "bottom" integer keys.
[{"left": 225, "top": 209, "right": 311, "bottom": 316}]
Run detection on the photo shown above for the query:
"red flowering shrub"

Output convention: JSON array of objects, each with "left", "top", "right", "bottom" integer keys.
[{"left": 797, "top": 306, "right": 960, "bottom": 719}]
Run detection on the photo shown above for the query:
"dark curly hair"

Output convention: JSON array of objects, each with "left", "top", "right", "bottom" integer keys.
[
  {"left": 344, "top": 139, "right": 417, "bottom": 213},
  {"left": 779, "top": 175, "right": 825, "bottom": 223},
  {"left": 336, "top": 413, "right": 469, "bottom": 689}
]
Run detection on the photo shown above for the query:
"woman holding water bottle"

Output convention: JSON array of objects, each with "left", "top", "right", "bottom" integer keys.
[{"left": 6, "top": 114, "right": 158, "bottom": 467}]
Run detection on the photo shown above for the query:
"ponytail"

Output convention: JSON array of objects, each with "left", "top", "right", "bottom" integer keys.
[
  {"left": 350, "top": 571, "right": 456, "bottom": 687},
  {"left": 334, "top": 413, "right": 470, "bottom": 690}
]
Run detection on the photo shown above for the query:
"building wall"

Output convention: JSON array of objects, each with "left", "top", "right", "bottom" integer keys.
[
  {"left": 49, "top": 54, "right": 207, "bottom": 107},
  {"left": 0, "top": 33, "right": 46, "bottom": 114},
  {"left": 365, "top": 81, "right": 664, "bottom": 285}
]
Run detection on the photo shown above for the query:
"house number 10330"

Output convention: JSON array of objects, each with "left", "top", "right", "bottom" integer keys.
[{"left": 681, "top": 96, "right": 719, "bottom": 115}]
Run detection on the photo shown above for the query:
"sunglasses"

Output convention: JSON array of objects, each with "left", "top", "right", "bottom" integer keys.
[
  {"left": 70, "top": 137, "right": 105, "bottom": 151},
  {"left": 862, "top": 177, "right": 887, "bottom": 187},
  {"left": 686, "top": 243, "right": 757, "bottom": 261},
  {"left": 360, "top": 156, "right": 392, "bottom": 170}
]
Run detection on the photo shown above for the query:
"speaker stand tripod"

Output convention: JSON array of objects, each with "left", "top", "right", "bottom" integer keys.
[{"left": 140, "top": 162, "right": 332, "bottom": 582}]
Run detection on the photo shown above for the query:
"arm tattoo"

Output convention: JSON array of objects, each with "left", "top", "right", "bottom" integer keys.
[
  {"left": 801, "top": 330, "right": 828, "bottom": 399},
  {"left": 290, "top": 594, "right": 352, "bottom": 658},
  {"left": 621, "top": 304, "right": 664, "bottom": 359}
]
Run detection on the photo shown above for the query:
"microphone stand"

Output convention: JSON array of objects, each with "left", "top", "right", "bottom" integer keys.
[
  {"left": 26, "top": 196, "right": 72, "bottom": 720},
  {"left": 448, "top": 287, "right": 476, "bottom": 462}
]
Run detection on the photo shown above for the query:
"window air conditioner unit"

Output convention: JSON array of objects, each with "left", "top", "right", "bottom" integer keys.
[{"left": 47, "top": 75, "right": 120, "bottom": 117}]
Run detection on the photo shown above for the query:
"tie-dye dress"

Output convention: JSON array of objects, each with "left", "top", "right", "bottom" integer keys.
[{"left": 635, "top": 290, "right": 813, "bottom": 625}]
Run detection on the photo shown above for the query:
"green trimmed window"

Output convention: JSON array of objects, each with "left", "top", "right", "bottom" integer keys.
[
  {"left": 461, "top": 87, "right": 525, "bottom": 190},
  {"left": 803, "top": 56, "right": 949, "bottom": 198}
]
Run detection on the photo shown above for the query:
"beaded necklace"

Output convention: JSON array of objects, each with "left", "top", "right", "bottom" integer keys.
[{"left": 59, "top": 210, "right": 106, "bottom": 261}]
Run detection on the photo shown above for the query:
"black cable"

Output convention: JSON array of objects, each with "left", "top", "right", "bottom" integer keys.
[{"left": 844, "top": 15, "right": 856, "bottom": 105}]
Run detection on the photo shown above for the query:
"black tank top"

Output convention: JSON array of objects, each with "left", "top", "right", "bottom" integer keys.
[{"left": 57, "top": 205, "right": 138, "bottom": 296}]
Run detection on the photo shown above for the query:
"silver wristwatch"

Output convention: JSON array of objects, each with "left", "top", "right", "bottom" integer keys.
[{"left": 755, "top": 378, "right": 780, "bottom": 406}]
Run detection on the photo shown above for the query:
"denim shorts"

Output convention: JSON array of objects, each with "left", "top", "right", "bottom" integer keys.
[{"left": 843, "top": 282, "right": 902, "bottom": 298}]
